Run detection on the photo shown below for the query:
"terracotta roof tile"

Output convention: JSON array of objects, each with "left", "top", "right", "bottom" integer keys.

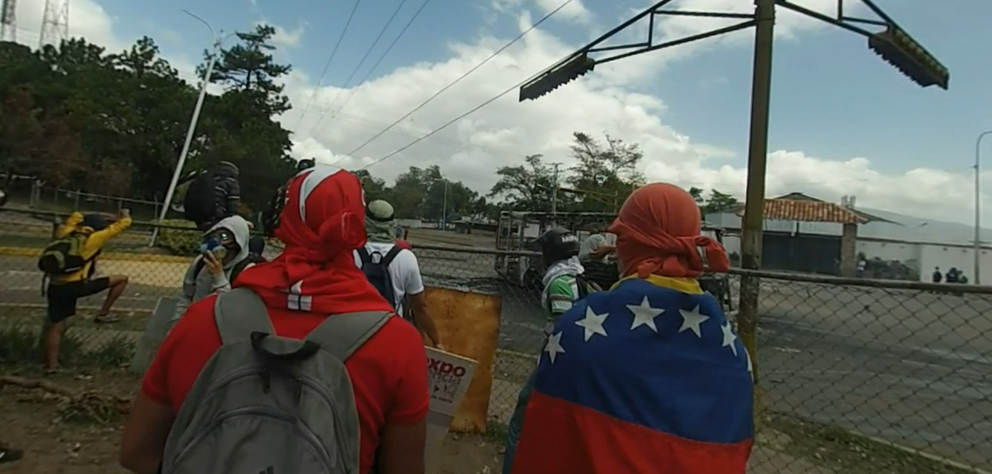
[{"left": 736, "top": 199, "right": 868, "bottom": 224}]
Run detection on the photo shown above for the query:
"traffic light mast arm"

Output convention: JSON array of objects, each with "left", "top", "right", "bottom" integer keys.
[
  {"left": 775, "top": 0, "right": 949, "bottom": 89},
  {"left": 519, "top": 0, "right": 760, "bottom": 101},
  {"left": 596, "top": 20, "right": 756, "bottom": 66}
]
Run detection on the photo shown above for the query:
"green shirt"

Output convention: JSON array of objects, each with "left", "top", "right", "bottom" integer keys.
[{"left": 545, "top": 274, "right": 581, "bottom": 317}]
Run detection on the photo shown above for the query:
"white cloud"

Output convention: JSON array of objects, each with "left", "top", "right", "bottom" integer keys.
[
  {"left": 536, "top": 0, "right": 593, "bottom": 23},
  {"left": 12, "top": 0, "right": 126, "bottom": 51},
  {"left": 269, "top": 21, "right": 306, "bottom": 49},
  {"left": 11, "top": 0, "right": 986, "bottom": 229},
  {"left": 490, "top": 0, "right": 592, "bottom": 24}
]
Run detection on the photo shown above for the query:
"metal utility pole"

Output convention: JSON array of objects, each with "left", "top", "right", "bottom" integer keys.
[
  {"left": 551, "top": 162, "right": 562, "bottom": 217},
  {"left": 737, "top": 0, "right": 776, "bottom": 394},
  {"left": 0, "top": 0, "right": 17, "bottom": 43},
  {"left": 517, "top": 0, "right": 949, "bottom": 429},
  {"left": 974, "top": 131, "right": 992, "bottom": 284},
  {"left": 151, "top": 11, "right": 230, "bottom": 246},
  {"left": 441, "top": 179, "right": 448, "bottom": 230},
  {"left": 38, "top": 0, "right": 68, "bottom": 48}
]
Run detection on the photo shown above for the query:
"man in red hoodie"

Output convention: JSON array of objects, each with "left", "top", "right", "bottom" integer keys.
[{"left": 120, "top": 167, "right": 429, "bottom": 474}]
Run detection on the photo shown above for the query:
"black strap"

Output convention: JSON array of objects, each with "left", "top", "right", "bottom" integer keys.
[
  {"left": 380, "top": 245, "right": 404, "bottom": 267},
  {"left": 575, "top": 274, "right": 590, "bottom": 299},
  {"left": 357, "top": 247, "right": 372, "bottom": 265},
  {"left": 358, "top": 245, "right": 403, "bottom": 267}
]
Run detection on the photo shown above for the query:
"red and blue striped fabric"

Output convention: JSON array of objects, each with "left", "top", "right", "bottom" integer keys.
[{"left": 509, "top": 277, "right": 754, "bottom": 474}]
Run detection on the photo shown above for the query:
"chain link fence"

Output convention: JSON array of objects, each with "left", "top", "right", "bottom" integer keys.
[{"left": 1, "top": 210, "right": 990, "bottom": 473}]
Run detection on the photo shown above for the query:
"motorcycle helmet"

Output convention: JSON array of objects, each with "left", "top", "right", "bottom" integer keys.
[{"left": 536, "top": 227, "right": 580, "bottom": 263}]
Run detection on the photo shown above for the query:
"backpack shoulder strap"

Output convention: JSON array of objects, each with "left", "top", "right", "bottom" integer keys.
[
  {"left": 228, "top": 258, "right": 254, "bottom": 283},
  {"left": 213, "top": 287, "right": 274, "bottom": 345},
  {"left": 305, "top": 311, "right": 392, "bottom": 361},
  {"left": 357, "top": 246, "right": 372, "bottom": 265},
  {"left": 381, "top": 245, "right": 404, "bottom": 267}
]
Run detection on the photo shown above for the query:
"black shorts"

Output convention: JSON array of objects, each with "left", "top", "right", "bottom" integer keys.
[{"left": 46, "top": 277, "right": 111, "bottom": 323}]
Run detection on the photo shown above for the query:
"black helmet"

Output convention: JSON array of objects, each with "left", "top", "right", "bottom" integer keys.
[
  {"left": 537, "top": 227, "right": 580, "bottom": 263},
  {"left": 297, "top": 158, "right": 316, "bottom": 172}
]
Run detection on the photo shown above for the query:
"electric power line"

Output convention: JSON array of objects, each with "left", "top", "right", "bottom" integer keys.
[
  {"left": 312, "top": 0, "right": 433, "bottom": 138},
  {"left": 292, "top": 0, "right": 363, "bottom": 132},
  {"left": 306, "top": 0, "right": 412, "bottom": 135},
  {"left": 334, "top": 0, "right": 576, "bottom": 162},
  {"left": 355, "top": 72, "right": 531, "bottom": 171}
]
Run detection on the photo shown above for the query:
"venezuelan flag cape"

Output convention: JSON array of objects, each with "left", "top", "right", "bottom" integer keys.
[{"left": 509, "top": 277, "right": 754, "bottom": 474}]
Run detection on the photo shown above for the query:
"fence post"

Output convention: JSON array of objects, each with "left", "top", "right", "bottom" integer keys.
[{"left": 74, "top": 189, "right": 80, "bottom": 210}]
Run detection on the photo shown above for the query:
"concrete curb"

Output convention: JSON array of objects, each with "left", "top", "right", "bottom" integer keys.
[
  {"left": 0, "top": 246, "right": 192, "bottom": 263},
  {"left": 851, "top": 431, "right": 991, "bottom": 474},
  {"left": 0, "top": 302, "right": 152, "bottom": 313},
  {"left": 495, "top": 348, "right": 538, "bottom": 360}
]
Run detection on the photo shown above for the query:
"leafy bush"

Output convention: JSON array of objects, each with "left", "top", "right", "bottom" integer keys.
[
  {"left": 156, "top": 219, "right": 200, "bottom": 255},
  {"left": 0, "top": 325, "right": 134, "bottom": 368}
]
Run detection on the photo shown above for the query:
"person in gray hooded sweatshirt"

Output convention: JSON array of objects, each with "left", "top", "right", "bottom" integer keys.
[{"left": 171, "top": 215, "right": 253, "bottom": 324}]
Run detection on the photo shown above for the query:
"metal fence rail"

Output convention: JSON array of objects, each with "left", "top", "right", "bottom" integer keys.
[{"left": 1, "top": 218, "right": 990, "bottom": 473}]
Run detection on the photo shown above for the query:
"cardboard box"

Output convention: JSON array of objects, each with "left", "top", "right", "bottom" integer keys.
[{"left": 425, "top": 347, "right": 477, "bottom": 467}]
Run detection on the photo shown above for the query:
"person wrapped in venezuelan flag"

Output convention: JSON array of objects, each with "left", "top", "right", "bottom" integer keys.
[{"left": 507, "top": 183, "right": 754, "bottom": 474}]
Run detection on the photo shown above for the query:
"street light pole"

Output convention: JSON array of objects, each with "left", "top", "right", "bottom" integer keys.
[
  {"left": 150, "top": 10, "right": 225, "bottom": 246},
  {"left": 441, "top": 179, "right": 448, "bottom": 230},
  {"left": 551, "top": 162, "right": 561, "bottom": 218},
  {"left": 737, "top": 0, "right": 776, "bottom": 415},
  {"left": 974, "top": 130, "right": 992, "bottom": 284}
]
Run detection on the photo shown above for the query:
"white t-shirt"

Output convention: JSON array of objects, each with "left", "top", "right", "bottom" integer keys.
[
  {"left": 579, "top": 233, "right": 609, "bottom": 262},
  {"left": 353, "top": 242, "right": 425, "bottom": 314}
]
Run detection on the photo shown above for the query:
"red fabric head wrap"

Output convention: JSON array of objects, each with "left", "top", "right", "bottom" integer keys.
[
  {"left": 235, "top": 167, "right": 394, "bottom": 314},
  {"left": 608, "top": 183, "right": 730, "bottom": 279}
]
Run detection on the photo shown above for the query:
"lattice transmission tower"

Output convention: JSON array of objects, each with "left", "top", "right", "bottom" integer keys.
[
  {"left": 39, "top": 0, "right": 68, "bottom": 48},
  {"left": 0, "top": 0, "right": 16, "bottom": 43}
]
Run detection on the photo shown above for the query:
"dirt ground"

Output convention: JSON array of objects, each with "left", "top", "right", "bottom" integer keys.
[{"left": 0, "top": 368, "right": 502, "bottom": 474}]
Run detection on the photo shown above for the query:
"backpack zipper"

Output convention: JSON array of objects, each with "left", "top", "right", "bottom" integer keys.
[{"left": 169, "top": 405, "right": 333, "bottom": 473}]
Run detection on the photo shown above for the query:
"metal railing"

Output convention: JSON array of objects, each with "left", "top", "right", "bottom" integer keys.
[{"left": 1, "top": 215, "right": 990, "bottom": 473}]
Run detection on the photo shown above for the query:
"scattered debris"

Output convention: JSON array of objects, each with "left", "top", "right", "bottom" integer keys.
[{"left": 0, "top": 375, "right": 131, "bottom": 425}]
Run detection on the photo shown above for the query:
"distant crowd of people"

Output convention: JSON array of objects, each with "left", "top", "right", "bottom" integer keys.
[
  {"left": 932, "top": 266, "right": 969, "bottom": 284},
  {"left": 16, "top": 161, "right": 755, "bottom": 473}
]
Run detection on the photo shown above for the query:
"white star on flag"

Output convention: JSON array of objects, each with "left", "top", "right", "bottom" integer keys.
[
  {"left": 626, "top": 296, "right": 665, "bottom": 332},
  {"left": 544, "top": 331, "right": 566, "bottom": 363},
  {"left": 721, "top": 321, "right": 739, "bottom": 357},
  {"left": 678, "top": 305, "right": 710, "bottom": 338},
  {"left": 744, "top": 347, "right": 754, "bottom": 381},
  {"left": 575, "top": 307, "right": 609, "bottom": 341}
]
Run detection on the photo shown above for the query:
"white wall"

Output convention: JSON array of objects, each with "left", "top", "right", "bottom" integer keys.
[
  {"left": 396, "top": 218, "right": 423, "bottom": 229},
  {"left": 918, "top": 244, "right": 992, "bottom": 283},
  {"left": 856, "top": 240, "right": 920, "bottom": 264}
]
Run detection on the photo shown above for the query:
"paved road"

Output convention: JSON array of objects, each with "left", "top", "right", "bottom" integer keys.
[
  {"left": 753, "top": 279, "right": 992, "bottom": 470},
  {"left": 0, "top": 252, "right": 549, "bottom": 355},
  {"left": 3, "top": 252, "right": 990, "bottom": 468}
]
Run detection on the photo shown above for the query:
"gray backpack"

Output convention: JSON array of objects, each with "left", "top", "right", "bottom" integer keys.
[{"left": 160, "top": 287, "right": 391, "bottom": 474}]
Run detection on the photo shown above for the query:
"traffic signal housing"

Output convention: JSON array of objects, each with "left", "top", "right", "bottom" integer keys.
[
  {"left": 868, "top": 26, "right": 949, "bottom": 90},
  {"left": 519, "top": 53, "right": 596, "bottom": 102}
]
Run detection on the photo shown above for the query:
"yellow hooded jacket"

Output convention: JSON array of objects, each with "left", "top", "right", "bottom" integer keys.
[{"left": 49, "top": 212, "right": 132, "bottom": 285}]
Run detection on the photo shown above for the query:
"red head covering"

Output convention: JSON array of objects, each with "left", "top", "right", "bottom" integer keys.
[
  {"left": 235, "top": 167, "right": 394, "bottom": 314},
  {"left": 608, "top": 183, "right": 730, "bottom": 279}
]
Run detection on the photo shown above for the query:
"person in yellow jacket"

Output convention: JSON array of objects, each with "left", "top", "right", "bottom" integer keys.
[{"left": 44, "top": 209, "right": 132, "bottom": 373}]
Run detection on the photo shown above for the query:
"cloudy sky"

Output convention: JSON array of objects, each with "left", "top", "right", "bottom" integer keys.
[{"left": 6, "top": 0, "right": 992, "bottom": 226}]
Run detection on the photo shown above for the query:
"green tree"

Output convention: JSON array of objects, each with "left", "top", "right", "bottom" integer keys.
[
  {"left": 489, "top": 154, "right": 557, "bottom": 212},
  {"left": 353, "top": 169, "right": 390, "bottom": 202},
  {"left": 0, "top": 88, "right": 83, "bottom": 187},
  {"left": 702, "top": 189, "right": 739, "bottom": 215},
  {"left": 688, "top": 187, "right": 705, "bottom": 204},
  {"left": 202, "top": 24, "right": 292, "bottom": 114},
  {"left": 194, "top": 25, "right": 296, "bottom": 211},
  {"left": 566, "top": 132, "right": 645, "bottom": 212}
]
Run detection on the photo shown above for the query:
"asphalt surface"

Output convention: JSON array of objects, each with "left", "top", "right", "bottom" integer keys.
[{"left": 2, "top": 252, "right": 990, "bottom": 469}]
